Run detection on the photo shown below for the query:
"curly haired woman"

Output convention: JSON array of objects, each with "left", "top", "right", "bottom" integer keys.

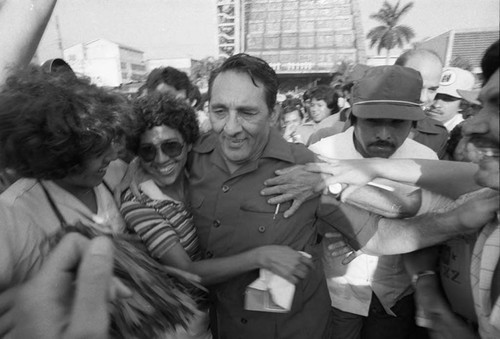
[
  {"left": 119, "top": 93, "right": 313, "bottom": 338},
  {"left": 0, "top": 67, "right": 133, "bottom": 290}
]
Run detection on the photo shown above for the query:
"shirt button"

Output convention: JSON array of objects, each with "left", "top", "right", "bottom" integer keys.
[
  {"left": 258, "top": 225, "right": 266, "bottom": 233},
  {"left": 206, "top": 251, "right": 213, "bottom": 258},
  {"left": 213, "top": 219, "right": 221, "bottom": 228},
  {"left": 222, "top": 185, "right": 230, "bottom": 193},
  {"left": 241, "top": 318, "right": 248, "bottom": 324}
]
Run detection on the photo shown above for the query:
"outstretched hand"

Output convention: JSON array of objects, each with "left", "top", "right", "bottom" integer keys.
[
  {"left": 305, "top": 156, "right": 379, "bottom": 190},
  {"left": 11, "top": 233, "right": 129, "bottom": 339},
  {"left": 414, "top": 275, "right": 477, "bottom": 339},
  {"left": 261, "top": 165, "right": 325, "bottom": 218},
  {"left": 452, "top": 192, "right": 499, "bottom": 233},
  {"left": 256, "top": 245, "right": 314, "bottom": 284},
  {"left": 324, "top": 231, "right": 362, "bottom": 265}
]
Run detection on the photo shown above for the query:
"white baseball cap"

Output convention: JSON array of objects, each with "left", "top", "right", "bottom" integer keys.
[{"left": 437, "top": 67, "right": 475, "bottom": 98}]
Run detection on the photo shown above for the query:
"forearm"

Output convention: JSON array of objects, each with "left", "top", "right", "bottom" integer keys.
[
  {"left": 185, "top": 249, "right": 261, "bottom": 285},
  {"left": 362, "top": 211, "right": 464, "bottom": 255},
  {"left": 0, "top": 0, "right": 58, "bottom": 84},
  {"left": 368, "top": 159, "right": 479, "bottom": 199}
]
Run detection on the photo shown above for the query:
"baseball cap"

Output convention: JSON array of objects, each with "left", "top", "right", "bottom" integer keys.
[
  {"left": 436, "top": 67, "right": 475, "bottom": 98},
  {"left": 352, "top": 65, "right": 425, "bottom": 121}
]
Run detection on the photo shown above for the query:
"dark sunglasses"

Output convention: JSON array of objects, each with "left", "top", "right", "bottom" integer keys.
[{"left": 138, "top": 141, "right": 184, "bottom": 162}]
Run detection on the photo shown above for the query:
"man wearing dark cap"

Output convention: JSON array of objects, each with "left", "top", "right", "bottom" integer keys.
[{"left": 309, "top": 65, "right": 447, "bottom": 339}]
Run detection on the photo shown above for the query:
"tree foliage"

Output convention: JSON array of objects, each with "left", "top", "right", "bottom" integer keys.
[{"left": 367, "top": 1, "right": 416, "bottom": 58}]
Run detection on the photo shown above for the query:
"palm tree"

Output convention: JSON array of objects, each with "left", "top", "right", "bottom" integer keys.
[{"left": 367, "top": 1, "right": 416, "bottom": 64}]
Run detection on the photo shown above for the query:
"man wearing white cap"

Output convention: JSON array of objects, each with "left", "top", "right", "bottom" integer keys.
[{"left": 426, "top": 67, "right": 475, "bottom": 131}]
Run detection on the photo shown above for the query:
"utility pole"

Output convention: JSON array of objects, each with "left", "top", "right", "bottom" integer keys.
[{"left": 55, "top": 15, "right": 64, "bottom": 58}]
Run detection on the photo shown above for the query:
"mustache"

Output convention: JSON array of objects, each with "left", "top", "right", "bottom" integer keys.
[{"left": 369, "top": 141, "right": 395, "bottom": 149}]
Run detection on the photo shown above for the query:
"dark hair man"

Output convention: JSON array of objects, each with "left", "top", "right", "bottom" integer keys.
[
  {"left": 188, "top": 54, "right": 331, "bottom": 338},
  {"left": 144, "top": 66, "right": 192, "bottom": 100}
]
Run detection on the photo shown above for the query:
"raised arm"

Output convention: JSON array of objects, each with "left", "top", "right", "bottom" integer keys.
[
  {"left": 307, "top": 158, "right": 480, "bottom": 199},
  {"left": 361, "top": 192, "right": 498, "bottom": 255},
  {"left": 0, "top": 0, "right": 58, "bottom": 84},
  {"left": 262, "top": 158, "right": 480, "bottom": 218},
  {"left": 320, "top": 190, "right": 498, "bottom": 256}
]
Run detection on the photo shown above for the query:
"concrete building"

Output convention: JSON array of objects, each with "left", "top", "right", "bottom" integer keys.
[
  {"left": 417, "top": 28, "right": 499, "bottom": 74},
  {"left": 216, "top": 0, "right": 366, "bottom": 90},
  {"left": 63, "top": 39, "right": 146, "bottom": 87}
]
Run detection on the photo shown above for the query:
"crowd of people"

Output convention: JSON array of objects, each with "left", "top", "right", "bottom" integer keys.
[{"left": 0, "top": 1, "right": 498, "bottom": 339}]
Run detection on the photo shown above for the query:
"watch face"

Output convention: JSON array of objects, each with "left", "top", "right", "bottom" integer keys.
[{"left": 328, "top": 183, "right": 344, "bottom": 196}]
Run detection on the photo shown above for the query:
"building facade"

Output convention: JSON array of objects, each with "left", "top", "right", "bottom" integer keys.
[
  {"left": 417, "top": 28, "right": 499, "bottom": 74},
  {"left": 64, "top": 39, "right": 146, "bottom": 87},
  {"left": 216, "top": 0, "right": 366, "bottom": 88}
]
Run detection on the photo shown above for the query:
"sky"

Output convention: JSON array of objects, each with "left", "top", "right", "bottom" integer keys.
[
  {"left": 358, "top": 0, "right": 499, "bottom": 55},
  {"left": 33, "top": 0, "right": 500, "bottom": 62}
]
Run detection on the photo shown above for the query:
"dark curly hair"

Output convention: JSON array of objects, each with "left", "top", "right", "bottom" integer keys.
[
  {"left": 309, "top": 85, "right": 340, "bottom": 113},
  {"left": 130, "top": 92, "right": 199, "bottom": 154},
  {"left": 0, "top": 66, "right": 133, "bottom": 180},
  {"left": 208, "top": 53, "right": 278, "bottom": 112}
]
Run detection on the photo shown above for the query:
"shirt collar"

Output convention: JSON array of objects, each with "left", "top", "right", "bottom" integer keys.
[{"left": 416, "top": 117, "right": 447, "bottom": 134}]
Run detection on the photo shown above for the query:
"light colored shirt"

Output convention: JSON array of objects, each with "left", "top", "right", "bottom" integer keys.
[
  {"left": 444, "top": 114, "right": 464, "bottom": 132},
  {"left": 0, "top": 178, "right": 125, "bottom": 290},
  {"left": 309, "top": 127, "right": 450, "bottom": 316},
  {"left": 295, "top": 113, "right": 341, "bottom": 145}
]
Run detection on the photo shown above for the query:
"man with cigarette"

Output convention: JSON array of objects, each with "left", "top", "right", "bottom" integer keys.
[
  {"left": 307, "top": 65, "right": 448, "bottom": 339},
  {"left": 187, "top": 53, "right": 331, "bottom": 338}
]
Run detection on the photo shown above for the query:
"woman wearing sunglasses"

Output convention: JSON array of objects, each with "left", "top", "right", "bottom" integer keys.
[{"left": 119, "top": 93, "right": 310, "bottom": 339}]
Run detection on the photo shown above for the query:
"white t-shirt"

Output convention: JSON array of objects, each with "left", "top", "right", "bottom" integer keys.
[{"left": 309, "top": 127, "right": 451, "bottom": 316}]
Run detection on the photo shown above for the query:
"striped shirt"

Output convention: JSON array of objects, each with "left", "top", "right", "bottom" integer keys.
[{"left": 120, "top": 187, "right": 202, "bottom": 262}]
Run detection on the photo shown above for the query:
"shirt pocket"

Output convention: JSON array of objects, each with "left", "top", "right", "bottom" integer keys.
[{"left": 238, "top": 199, "right": 292, "bottom": 247}]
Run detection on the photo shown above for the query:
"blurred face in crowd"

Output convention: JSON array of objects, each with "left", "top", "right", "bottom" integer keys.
[
  {"left": 59, "top": 145, "right": 118, "bottom": 189},
  {"left": 404, "top": 54, "right": 442, "bottom": 111},
  {"left": 155, "top": 83, "right": 187, "bottom": 100},
  {"left": 209, "top": 71, "right": 275, "bottom": 171},
  {"left": 462, "top": 69, "right": 500, "bottom": 190},
  {"left": 138, "top": 125, "right": 190, "bottom": 187},
  {"left": 427, "top": 94, "right": 462, "bottom": 123},
  {"left": 282, "top": 110, "right": 302, "bottom": 130},
  {"left": 303, "top": 98, "right": 311, "bottom": 120},
  {"left": 353, "top": 118, "right": 413, "bottom": 158},
  {"left": 310, "top": 98, "right": 331, "bottom": 123}
]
